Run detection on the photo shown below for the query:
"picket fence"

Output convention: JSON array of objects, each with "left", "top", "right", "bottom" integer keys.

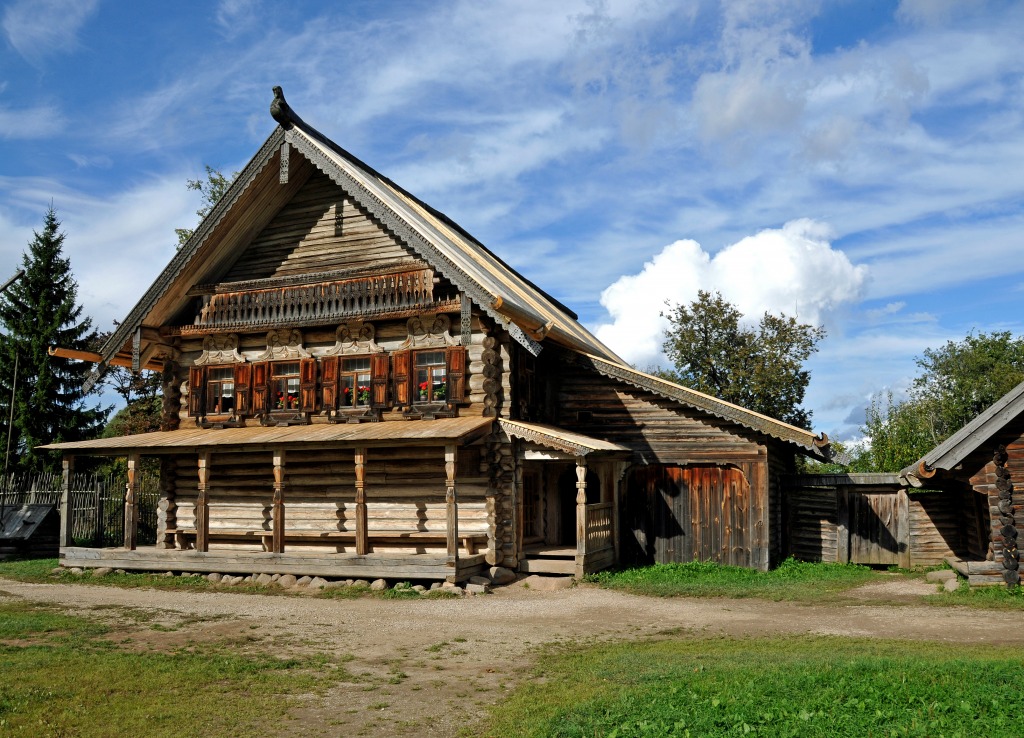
[{"left": 0, "top": 471, "right": 160, "bottom": 547}]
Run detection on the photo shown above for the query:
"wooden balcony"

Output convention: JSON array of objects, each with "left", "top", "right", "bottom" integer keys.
[{"left": 184, "top": 267, "right": 458, "bottom": 332}]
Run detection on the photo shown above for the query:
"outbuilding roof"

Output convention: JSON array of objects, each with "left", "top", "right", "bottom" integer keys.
[{"left": 899, "top": 378, "right": 1024, "bottom": 487}]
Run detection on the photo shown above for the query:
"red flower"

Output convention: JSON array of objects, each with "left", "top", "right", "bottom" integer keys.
[{"left": 419, "top": 381, "right": 429, "bottom": 391}]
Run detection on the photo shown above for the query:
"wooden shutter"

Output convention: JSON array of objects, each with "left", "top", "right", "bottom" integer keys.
[
  {"left": 299, "top": 357, "right": 319, "bottom": 413},
  {"left": 392, "top": 350, "right": 411, "bottom": 407},
  {"left": 233, "top": 363, "right": 251, "bottom": 416},
  {"left": 320, "top": 355, "right": 339, "bottom": 410},
  {"left": 446, "top": 346, "right": 467, "bottom": 403},
  {"left": 252, "top": 361, "right": 269, "bottom": 414},
  {"left": 370, "top": 353, "right": 390, "bottom": 408},
  {"left": 188, "top": 365, "right": 206, "bottom": 417}
]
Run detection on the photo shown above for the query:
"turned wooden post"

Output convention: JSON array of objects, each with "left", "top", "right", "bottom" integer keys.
[
  {"left": 59, "top": 455, "right": 74, "bottom": 548},
  {"left": 575, "top": 457, "right": 588, "bottom": 577},
  {"left": 445, "top": 444, "right": 459, "bottom": 579},
  {"left": 354, "top": 447, "right": 368, "bottom": 555},
  {"left": 124, "top": 453, "right": 140, "bottom": 550},
  {"left": 271, "top": 448, "right": 286, "bottom": 554},
  {"left": 196, "top": 451, "right": 210, "bottom": 552}
]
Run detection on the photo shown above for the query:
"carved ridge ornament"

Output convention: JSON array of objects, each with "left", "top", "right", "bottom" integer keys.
[
  {"left": 194, "top": 334, "right": 245, "bottom": 366},
  {"left": 256, "top": 329, "right": 311, "bottom": 361},
  {"left": 324, "top": 320, "right": 381, "bottom": 356},
  {"left": 401, "top": 314, "right": 454, "bottom": 349}
]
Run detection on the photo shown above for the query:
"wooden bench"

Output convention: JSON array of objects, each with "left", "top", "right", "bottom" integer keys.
[{"left": 166, "top": 528, "right": 488, "bottom": 554}]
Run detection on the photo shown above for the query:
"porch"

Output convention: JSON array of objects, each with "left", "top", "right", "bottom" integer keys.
[{"left": 44, "top": 417, "right": 494, "bottom": 584}]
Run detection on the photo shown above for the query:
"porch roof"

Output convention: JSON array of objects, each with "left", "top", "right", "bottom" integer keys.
[
  {"left": 40, "top": 416, "right": 493, "bottom": 456},
  {"left": 498, "top": 419, "right": 631, "bottom": 457}
]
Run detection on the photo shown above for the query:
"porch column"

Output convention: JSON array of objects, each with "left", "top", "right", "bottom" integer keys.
[
  {"left": 445, "top": 444, "right": 459, "bottom": 580},
  {"left": 124, "top": 453, "right": 140, "bottom": 550},
  {"left": 196, "top": 451, "right": 210, "bottom": 552},
  {"left": 271, "top": 448, "right": 285, "bottom": 554},
  {"left": 575, "top": 456, "right": 587, "bottom": 577},
  {"left": 354, "top": 447, "right": 368, "bottom": 555},
  {"left": 59, "top": 455, "right": 74, "bottom": 547}
]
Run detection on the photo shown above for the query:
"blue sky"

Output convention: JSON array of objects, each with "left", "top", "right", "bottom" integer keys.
[{"left": 1, "top": 0, "right": 1023, "bottom": 442}]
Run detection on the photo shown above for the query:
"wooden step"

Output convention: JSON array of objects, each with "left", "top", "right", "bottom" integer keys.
[{"left": 520, "top": 557, "right": 576, "bottom": 575}]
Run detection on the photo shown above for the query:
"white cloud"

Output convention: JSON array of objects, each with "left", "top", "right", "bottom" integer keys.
[
  {"left": 594, "top": 219, "right": 869, "bottom": 368},
  {"left": 2, "top": 0, "right": 98, "bottom": 62},
  {"left": 0, "top": 103, "right": 65, "bottom": 139}
]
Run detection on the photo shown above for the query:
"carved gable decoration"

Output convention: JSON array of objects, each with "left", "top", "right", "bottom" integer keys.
[
  {"left": 194, "top": 334, "right": 245, "bottom": 366},
  {"left": 325, "top": 320, "right": 381, "bottom": 356},
  {"left": 256, "top": 329, "right": 311, "bottom": 361},
  {"left": 400, "top": 314, "right": 454, "bottom": 349}
]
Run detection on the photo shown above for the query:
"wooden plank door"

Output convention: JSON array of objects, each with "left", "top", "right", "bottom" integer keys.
[{"left": 846, "top": 491, "right": 901, "bottom": 565}]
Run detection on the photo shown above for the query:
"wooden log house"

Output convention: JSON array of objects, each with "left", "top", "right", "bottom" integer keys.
[
  {"left": 43, "top": 89, "right": 833, "bottom": 582},
  {"left": 898, "top": 379, "right": 1024, "bottom": 587}
]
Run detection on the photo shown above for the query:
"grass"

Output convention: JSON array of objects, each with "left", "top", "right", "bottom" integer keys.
[
  {"left": 477, "top": 636, "right": 1024, "bottom": 737},
  {"left": 0, "top": 599, "right": 348, "bottom": 737},
  {"left": 586, "top": 557, "right": 880, "bottom": 601}
]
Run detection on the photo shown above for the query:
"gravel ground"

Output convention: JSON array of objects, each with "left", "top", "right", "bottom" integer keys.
[{"left": 2, "top": 575, "right": 1021, "bottom": 737}]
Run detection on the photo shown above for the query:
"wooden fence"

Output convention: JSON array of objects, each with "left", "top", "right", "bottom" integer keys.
[
  {"left": 0, "top": 471, "right": 160, "bottom": 547},
  {"left": 784, "top": 474, "right": 959, "bottom": 568}
]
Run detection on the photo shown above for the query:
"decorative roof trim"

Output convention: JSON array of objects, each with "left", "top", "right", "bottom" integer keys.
[
  {"left": 498, "top": 419, "right": 630, "bottom": 457},
  {"left": 557, "top": 349, "right": 829, "bottom": 454}
]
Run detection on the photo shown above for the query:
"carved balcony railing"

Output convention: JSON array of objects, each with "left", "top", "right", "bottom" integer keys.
[{"left": 186, "top": 268, "right": 458, "bottom": 332}]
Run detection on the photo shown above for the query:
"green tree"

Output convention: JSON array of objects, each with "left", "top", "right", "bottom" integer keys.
[
  {"left": 856, "top": 332, "right": 1024, "bottom": 472},
  {"left": 175, "top": 166, "right": 237, "bottom": 246},
  {"left": 0, "top": 207, "right": 108, "bottom": 473},
  {"left": 661, "top": 290, "right": 826, "bottom": 429},
  {"left": 97, "top": 327, "right": 163, "bottom": 438}
]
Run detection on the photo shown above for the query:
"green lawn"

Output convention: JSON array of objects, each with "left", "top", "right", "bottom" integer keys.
[
  {"left": 0, "top": 599, "right": 345, "bottom": 737},
  {"left": 478, "top": 636, "right": 1024, "bottom": 737},
  {"left": 586, "top": 557, "right": 881, "bottom": 600}
]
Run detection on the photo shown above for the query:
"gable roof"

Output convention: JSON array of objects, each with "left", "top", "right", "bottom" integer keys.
[
  {"left": 88, "top": 88, "right": 830, "bottom": 458},
  {"left": 90, "top": 88, "right": 622, "bottom": 387},
  {"left": 899, "top": 378, "right": 1024, "bottom": 487}
]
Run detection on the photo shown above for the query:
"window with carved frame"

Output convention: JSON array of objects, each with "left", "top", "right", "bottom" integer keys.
[
  {"left": 206, "top": 367, "right": 235, "bottom": 414},
  {"left": 414, "top": 350, "right": 447, "bottom": 403},
  {"left": 270, "top": 361, "right": 301, "bottom": 411},
  {"left": 338, "top": 357, "right": 373, "bottom": 408}
]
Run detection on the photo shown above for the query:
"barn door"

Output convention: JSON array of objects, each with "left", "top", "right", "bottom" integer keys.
[{"left": 622, "top": 465, "right": 751, "bottom": 567}]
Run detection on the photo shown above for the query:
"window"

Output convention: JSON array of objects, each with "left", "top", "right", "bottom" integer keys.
[
  {"left": 206, "top": 367, "right": 235, "bottom": 415},
  {"left": 271, "top": 362, "right": 301, "bottom": 411},
  {"left": 415, "top": 350, "right": 447, "bottom": 402},
  {"left": 339, "top": 357, "right": 372, "bottom": 408}
]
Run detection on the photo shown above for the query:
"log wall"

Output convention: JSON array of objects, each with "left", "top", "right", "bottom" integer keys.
[
  {"left": 165, "top": 446, "right": 490, "bottom": 554},
  {"left": 224, "top": 171, "right": 418, "bottom": 282}
]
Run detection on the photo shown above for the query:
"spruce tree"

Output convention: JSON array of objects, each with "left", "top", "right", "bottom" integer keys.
[{"left": 0, "top": 207, "right": 107, "bottom": 474}]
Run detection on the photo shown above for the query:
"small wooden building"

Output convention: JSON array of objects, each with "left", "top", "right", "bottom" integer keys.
[
  {"left": 43, "top": 88, "right": 832, "bottom": 582},
  {"left": 899, "top": 380, "right": 1024, "bottom": 586}
]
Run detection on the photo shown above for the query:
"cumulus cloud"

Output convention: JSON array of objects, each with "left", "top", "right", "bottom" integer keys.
[
  {"left": 594, "top": 219, "right": 868, "bottom": 368},
  {"left": 2, "top": 0, "right": 98, "bottom": 62}
]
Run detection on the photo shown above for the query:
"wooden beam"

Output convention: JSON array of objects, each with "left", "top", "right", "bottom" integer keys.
[
  {"left": 354, "top": 448, "right": 368, "bottom": 555},
  {"left": 124, "top": 453, "right": 140, "bottom": 550},
  {"left": 897, "top": 487, "right": 911, "bottom": 569},
  {"left": 445, "top": 444, "right": 459, "bottom": 580},
  {"left": 196, "top": 451, "right": 211, "bottom": 552},
  {"left": 836, "top": 486, "right": 850, "bottom": 564},
  {"left": 271, "top": 448, "right": 285, "bottom": 554},
  {"left": 59, "top": 455, "right": 74, "bottom": 548}
]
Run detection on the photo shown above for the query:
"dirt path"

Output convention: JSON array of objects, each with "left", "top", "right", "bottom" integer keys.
[{"left": 3, "top": 575, "right": 1021, "bottom": 737}]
